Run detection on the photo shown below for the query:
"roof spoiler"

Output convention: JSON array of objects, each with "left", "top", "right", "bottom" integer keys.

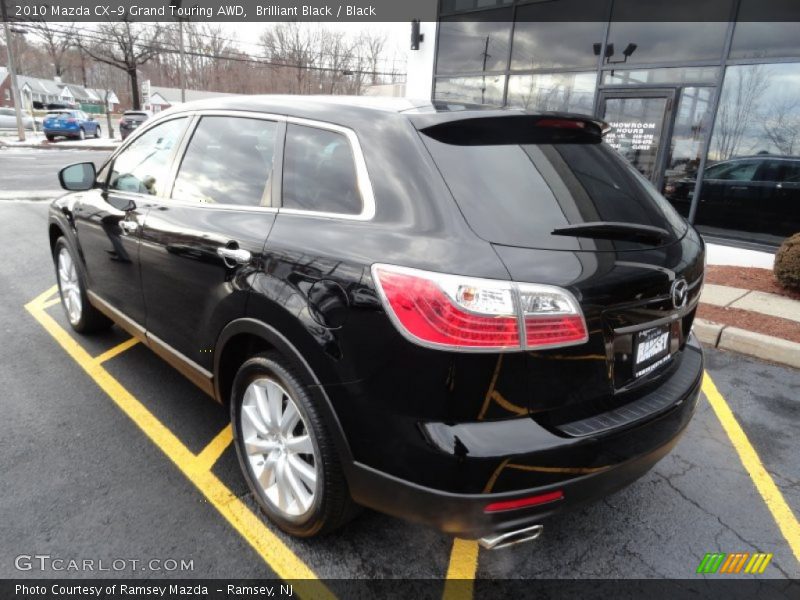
[{"left": 416, "top": 113, "right": 609, "bottom": 146}]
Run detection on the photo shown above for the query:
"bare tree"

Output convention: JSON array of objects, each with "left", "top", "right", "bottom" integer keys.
[
  {"left": 713, "top": 64, "right": 770, "bottom": 160},
  {"left": 260, "top": 22, "right": 321, "bottom": 94},
  {"left": 762, "top": 96, "right": 800, "bottom": 155},
  {"left": 26, "top": 22, "right": 75, "bottom": 78},
  {"left": 77, "top": 21, "right": 162, "bottom": 109}
]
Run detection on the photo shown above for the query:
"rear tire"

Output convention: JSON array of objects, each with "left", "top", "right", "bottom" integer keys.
[
  {"left": 231, "top": 352, "right": 357, "bottom": 537},
  {"left": 46, "top": 134, "right": 55, "bottom": 141},
  {"left": 77, "top": 128, "right": 85, "bottom": 140},
  {"left": 53, "top": 237, "right": 112, "bottom": 334}
]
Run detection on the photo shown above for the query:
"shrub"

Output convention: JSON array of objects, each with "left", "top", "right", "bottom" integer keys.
[{"left": 774, "top": 233, "right": 800, "bottom": 290}]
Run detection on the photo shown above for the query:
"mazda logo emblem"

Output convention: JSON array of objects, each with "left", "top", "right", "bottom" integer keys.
[{"left": 671, "top": 279, "right": 688, "bottom": 310}]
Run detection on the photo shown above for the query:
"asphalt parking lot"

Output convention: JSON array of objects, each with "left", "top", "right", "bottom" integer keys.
[{"left": 0, "top": 148, "right": 798, "bottom": 592}]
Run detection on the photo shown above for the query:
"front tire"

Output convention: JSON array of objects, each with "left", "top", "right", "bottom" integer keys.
[
  {"left": 94, "top": 125, "right": 101, "bottom": 139},
  {"left": 77, "top": 128, "right": 85, "bottom": 140},
  {"left": 231, "top": 353, "right": 357, "bottom": 537},
  {"left": 53, "top": 238, "right": 112, "bottom": 333}
]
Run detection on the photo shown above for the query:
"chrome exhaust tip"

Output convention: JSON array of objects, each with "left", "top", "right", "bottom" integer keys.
[{"left": 478, "top": 524, "right": 543, "bottom": 550}]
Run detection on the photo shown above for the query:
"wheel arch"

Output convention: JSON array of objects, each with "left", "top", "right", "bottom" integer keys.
[{"left": 214, "top": 318, "right": 356, "bottom": 469}]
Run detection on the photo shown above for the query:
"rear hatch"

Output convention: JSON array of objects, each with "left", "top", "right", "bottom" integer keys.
[
  {"left": 43, "top": 112, "right": 73, "bottom": 129},
  {"left": 418, "top": 113, "right": 704, "bottom": 421}
]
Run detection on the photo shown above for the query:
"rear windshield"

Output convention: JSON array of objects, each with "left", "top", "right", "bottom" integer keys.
[
  {"left": 421, "top": 132, "right": 688, "bottom": 251},
  {"left": 46, "top": 112, "right": 69, "bottom": 118},
  {"left": 125, "top": 112, "right": 148, "bottom": 118}
]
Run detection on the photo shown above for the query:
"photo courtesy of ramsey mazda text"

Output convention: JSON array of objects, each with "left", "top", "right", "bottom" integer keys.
[{"left": 49, "top": 94, "right": 704, "bottom": 549}]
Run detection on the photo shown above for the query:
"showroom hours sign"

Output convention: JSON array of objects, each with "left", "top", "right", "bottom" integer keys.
[{"left": 605, "top": 121, "right": 658, "bottom": 152}]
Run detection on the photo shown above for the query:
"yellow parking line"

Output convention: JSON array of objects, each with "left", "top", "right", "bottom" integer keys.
[
  {"left": 42, "top": 297, "right": 61, "bottom": 309},
  {"left": 25, "top": 289, "right": 335, "bottom": 599},
  {"left": 195, "top": 425, "right": 234, "bottom": 472},
  {"left": 442, "top": 538, "right": 479, "bottom": 600},
  {"left": 94, "top": 337, "right": 140, "bottom": 364},
  {"left": 703, "top": 371, "right": 800, "bottom": 564}
]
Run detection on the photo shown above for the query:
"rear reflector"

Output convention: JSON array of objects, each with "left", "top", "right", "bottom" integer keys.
[
  {"left": 484, "top": 490, "right": 564, "bottom": 513},
  {"left": 371, "top": 264, "right": 588, "bottom": 352}
]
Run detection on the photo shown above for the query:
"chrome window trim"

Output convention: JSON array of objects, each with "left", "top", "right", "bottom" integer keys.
[
  {"left": 104, "top": 109, "right": 376, "bottom": 220},
  {"left": 104, "top": 114, "right": 193, "bottom": 204},
  {"left": 281, "top": 116, "right": 376, "bottom": 221}
]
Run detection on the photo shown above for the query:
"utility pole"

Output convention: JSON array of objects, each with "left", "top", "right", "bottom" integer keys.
[
  {"left": 480, "top": 35, "right": 490, "bottom": 105},
  {"left": 179, "top": 19, "right": 185, "bottom": 103},
  {"left": 1, "top": 0, "right": 26, "bottom": 141},
  {"left": 170, "top": 0, "right": 186, "bottom": 103}
]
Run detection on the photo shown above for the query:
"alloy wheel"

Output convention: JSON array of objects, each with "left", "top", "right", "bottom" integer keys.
[
  {"left": 241, "top": 378, "right": 318, "bottom": 517},
  {"left": 57, "top": 247, "right": 82, "bottom": 325}
]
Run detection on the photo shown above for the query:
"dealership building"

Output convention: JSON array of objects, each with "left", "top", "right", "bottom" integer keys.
[{"left": 406, "top": 1, "right": 800, "bottom": 249}]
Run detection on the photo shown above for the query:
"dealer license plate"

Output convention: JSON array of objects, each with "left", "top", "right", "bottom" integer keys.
[{"left": 633, "top": 325, "right": 671, "bottom": 378}]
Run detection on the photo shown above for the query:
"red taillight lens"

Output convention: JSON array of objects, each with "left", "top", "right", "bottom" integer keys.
[
  {"left": 525, "top": 315, "right": 587, "bottom": 347},
  {"left": 484, "top": 490, "right": 564, "bottom": 513},
  {"left": 371, "top": 264, "right": 588, "bottom": 352},
  {"left": 66, "top": 118, "right": 76, "bottom": 123},
  {"left": 373, "top": 267, "right": 519, "bottom": 349}
]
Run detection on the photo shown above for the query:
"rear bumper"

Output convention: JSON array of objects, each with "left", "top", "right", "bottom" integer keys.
[{"left": 346, "top": 338, "right": 703, "bottom": 537}]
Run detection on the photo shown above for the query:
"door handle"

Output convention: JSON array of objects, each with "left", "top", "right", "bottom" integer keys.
[
  {"left": 729, "top": 185, "right": 748, "bottom": 191},
  {"left": 217, "top": 246, "right": 251, "bottom": 264},
  {"left": 119, "top": 220, "right": 138, "bottom": 233}
]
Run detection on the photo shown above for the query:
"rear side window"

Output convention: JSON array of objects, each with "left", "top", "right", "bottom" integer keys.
[
  {"left": 421, "top": 126, "right": 688, "bottom": 250},
  {"left": 109, "top": 117, "right": 187, "bottom": 196},
  {"left": 172, "top": 116, "right": 278, "bottom": 206},
  {"left": 282, "top": 124, "right": 361, "bottom": 215}
]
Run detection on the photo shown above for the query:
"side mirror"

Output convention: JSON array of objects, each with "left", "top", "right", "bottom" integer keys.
[
  {"left": 59, "top": 162, "right": 96, "bottom": 191},
  {"left": 88, "top": 115, "right": 95, "bottom": 121}
]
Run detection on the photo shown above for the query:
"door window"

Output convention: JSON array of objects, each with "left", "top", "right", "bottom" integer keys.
[
  {"left": 705, "top": 160, "right": 760, "bottom": 181},
  {"left": 172, "top": 116, "right": 278, "bottom": 206},
  {"left": 282, "top": 124, "right": 362, "bottom": 215},
  {"left": 108, "top": 117, "right": 188, "bottom": 196}
]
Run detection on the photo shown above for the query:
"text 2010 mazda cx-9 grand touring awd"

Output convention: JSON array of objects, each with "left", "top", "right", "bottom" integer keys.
[{"left": 48, "top": 97, "right": 704, "bottom": 548}]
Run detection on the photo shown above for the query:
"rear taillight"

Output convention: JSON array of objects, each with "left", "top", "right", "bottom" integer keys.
[
  {"left": 371, "top": 264, "right": 587, "bottom": 351},
  {"left": 66, "top": 118, "right": 76, "bottom": 123}
]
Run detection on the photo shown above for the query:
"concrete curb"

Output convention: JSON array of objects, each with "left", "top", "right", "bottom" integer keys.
[
  {"left": 694, "top": 317, "right": 800, "bottom": 369},
  {"left": 0, "top": 140, "right": 118, "bottom": 151}
]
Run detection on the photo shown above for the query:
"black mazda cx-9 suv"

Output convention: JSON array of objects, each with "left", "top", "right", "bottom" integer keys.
[{"left": 48, "top": 96, "right": 704, "bottom": 548}]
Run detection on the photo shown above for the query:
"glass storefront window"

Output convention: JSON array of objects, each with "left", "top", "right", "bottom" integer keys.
[
  {"left": 440, "top": 0, "right": 512, "bottom": 14},
  {"left": 602, "top": 66, "right": 718, "bottom": 86},
  {"left": 605, "top": 21, "right": 729, "bottom": 65},
  {"left": 662, "top": 87, "right": 714, "bottom": 218},
  {"left": 731, "top": 0, "right": 800, "bottom": 60},
  {"left": 434, "top": 75, "right": 506, "bottom": 106},
  {"left": 510, "top": 1, "right": 609, "bottom": 70},
  {"left": 436, "top": 15, "right": 512, "bottom": 75},
  {"left": 506, "top": 72, "right": 596, "bottom": 114},
  {"left": 696, "top": 62, "right": 800, "bottom": 245}
]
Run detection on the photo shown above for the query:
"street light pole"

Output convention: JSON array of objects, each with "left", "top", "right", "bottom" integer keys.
[{"left": 1, "top": 0, "right": 26, "bottom": 141}]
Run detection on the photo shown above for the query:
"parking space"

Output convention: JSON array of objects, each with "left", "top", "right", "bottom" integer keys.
[{"left": 0, "top": 182, "right": 798, "bottom": 591}]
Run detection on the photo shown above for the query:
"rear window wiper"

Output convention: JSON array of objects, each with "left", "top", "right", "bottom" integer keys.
[{"left": 551, "top": 222, "right": 670, "bottom": 244}]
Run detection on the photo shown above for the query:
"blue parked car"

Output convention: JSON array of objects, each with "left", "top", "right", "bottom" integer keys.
[{"left": 43, "top": 110, "right": 101, "bottom": 141}]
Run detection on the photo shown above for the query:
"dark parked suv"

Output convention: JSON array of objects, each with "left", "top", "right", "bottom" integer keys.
[{"left": 49, "top": 97, "right": 704, "bottom": 548}]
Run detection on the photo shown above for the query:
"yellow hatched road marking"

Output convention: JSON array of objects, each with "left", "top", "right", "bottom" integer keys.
[
  {"left": 703, "top": 372, "right": 800, "bottom": 566},
  {"left": 195, "top": 424, "right": 234, "bottom": 472},
  {"left": 442, "top": 538, "right": 479, "bottom": 600},
  {"left": 94, "top": 337, "right": 140, "bottom": 364},
  {"left": 26, "top": 287, "right": 334, "bottom": 599}
]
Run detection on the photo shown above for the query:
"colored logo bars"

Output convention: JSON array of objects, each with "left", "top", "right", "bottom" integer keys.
[{"left": 696, "top": 552, "right": 773, "bottom": 574}]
